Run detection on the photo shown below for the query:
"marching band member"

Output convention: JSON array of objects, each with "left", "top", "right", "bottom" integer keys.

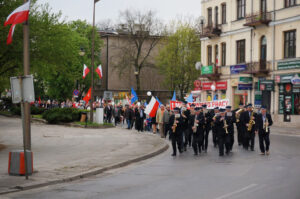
[
  {"left": 215, "top": 108, "right": 230, "bottom": 156},
  {"left": 191, "top": 107, "right": 205, "bottom": 155},
  {"left": 240, "top": 104, "right": 257, "bottom": 151},
  {"left": 169, "top": 107, "right": 184, "bottom": 156},
  {"left": 225, "top": 106, "right": 236, "bottom": 151},
  {"left": 255, "top": 106, "right": 273, "bottom": 155},
  {"left": 212, "top": 107, "right": 220, "bottom": 148},
  {"left": 202, "top": 104, "right": 212, "bottom": 153},
  {"left": 234, "top": 103, "right": 245, "bottom": 146}
]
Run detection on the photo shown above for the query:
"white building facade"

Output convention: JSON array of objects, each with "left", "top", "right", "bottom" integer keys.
[{"left": 199, "top": 0, "right": 300, "bottom": 127}]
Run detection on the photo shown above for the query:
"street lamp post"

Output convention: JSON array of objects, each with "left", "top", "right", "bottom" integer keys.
[{"left": 90, "top": 0, "right": 100, "bottom": 122}]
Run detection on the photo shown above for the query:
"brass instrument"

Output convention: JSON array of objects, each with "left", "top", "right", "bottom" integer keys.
[
  {"left": 247, "top": 110, "right": 255, "bottom": 131},
  {"left": 172, "top": 114, "right": 180, "bottom": 133},
  {"left": 263, "top": 117, "right": 269, "bottom": 133},
  {"left": 235, "top": 108, "right": 244, "bottom": 123},
  {"left": 223, "top": 117, "right": 229, "bottom": 134},
  {"left": 211, "top": 113, "right": 219, "bottom": 127}
]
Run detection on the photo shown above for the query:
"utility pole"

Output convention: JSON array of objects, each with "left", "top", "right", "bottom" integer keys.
[{"left": 23, "top": 0, "right": 31, "bottom": 150}]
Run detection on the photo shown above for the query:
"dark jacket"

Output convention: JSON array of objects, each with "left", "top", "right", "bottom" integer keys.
[
  {"left": 215, "top": 116, "right": 227, "bottom": 136},
  {"left": 169, "top": 114, "right": 184, "bottom": 134},
  {"left": 255, "top": 113, "right": 273, "bottom": 132},
  {"left": 125, "top": 108, "right": 134, "bottom": 120}
]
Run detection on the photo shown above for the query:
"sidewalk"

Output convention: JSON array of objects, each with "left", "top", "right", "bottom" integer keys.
[
  {"left": 0, "top": 116, "right": 168, "bottom": 195},
  {"left": 271, "top": 125, "right": 300, "bottom": 136}
]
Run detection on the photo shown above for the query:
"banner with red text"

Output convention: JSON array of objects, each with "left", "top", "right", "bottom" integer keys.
[{"left": 170, "top": 99, "right": 229, "bottom": 110}]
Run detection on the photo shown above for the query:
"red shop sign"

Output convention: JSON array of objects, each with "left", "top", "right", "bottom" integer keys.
[
  {"left": 194, "top": 80, "right": 202, "bottom": 89},
  {"left": 216, "top": 81, "right": 227, "bottom": 90},
  {"left": 202, "top": 82, "right": 213, "bottom": 90}
]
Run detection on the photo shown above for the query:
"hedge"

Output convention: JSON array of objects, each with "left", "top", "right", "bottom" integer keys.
[
  {"left": 42, "top": 108, "right": 81, "bottom": 124},
  {"left": 10, "top": 106, "right": 45, "bottom": 116}
]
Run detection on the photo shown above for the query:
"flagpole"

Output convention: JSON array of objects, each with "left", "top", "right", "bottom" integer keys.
[{"left": 23, "top": 0, "right": 31, "bottom": 151}]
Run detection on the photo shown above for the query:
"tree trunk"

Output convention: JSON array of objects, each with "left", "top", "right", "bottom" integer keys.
[{"left": 136, "top": 74, "right": 140, "bottom": 97}]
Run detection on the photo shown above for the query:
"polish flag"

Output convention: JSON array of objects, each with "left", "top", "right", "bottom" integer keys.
[
  {"left": 145, "top": 96, "right": 159, "bottom": 117},
  {"left": 83, "top": 88, "right": 92, "bottom": 104},
  {"left": 4, "top": 0, "right": 30, "bottom": 45},
  {"left": 95, "top": 65, "right": 102, "bottom": 79},
  {"left": 83, "top": 64, "right": 90, "bottom": 79}
]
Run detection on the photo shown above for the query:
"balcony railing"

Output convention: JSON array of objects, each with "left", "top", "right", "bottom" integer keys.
[
  {"left": 243, "top": 60, "right": 271, "bottom": 76},
  {"left": 244, "top": 12, "right": 272, "bottom": 27},
  {"left": 200, "top": 24, "right": 222, "bottom": 38}
]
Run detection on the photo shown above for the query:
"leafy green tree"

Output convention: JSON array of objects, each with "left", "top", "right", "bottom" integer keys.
[
  {"left": 156, "top": 24, "right": 201, "bottom": 100},
  {"left": 0, "top": 0, "right": 102, "bottom": 101}
]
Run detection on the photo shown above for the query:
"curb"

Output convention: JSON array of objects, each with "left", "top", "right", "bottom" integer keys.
[{"left": 0, "top": 140, "right": 169, "bottom": 195}]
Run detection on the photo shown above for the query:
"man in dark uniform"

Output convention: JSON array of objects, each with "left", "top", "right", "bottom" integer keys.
[
  {"left": 234, "top": 103, "right": 245, "bottom": 146},
  {"left": 169, "top": 107, "right": 183, "bottom": 156},
  {"left": 240, "top": 104, "right": 257, "bottom": 151},
  {"left": 190, "top": 107, "right": 202, "bottom": 155},
  {"left": 212, "top": 107, "right": 220, "bottom": 148},
  {"left": 182, "top": 102, "right": 191, "bottom": 151},
  {"left": 202, "top": 104, "right": 212, "bottom": 153},
  {"left": 225, "top": 106, "right": 236, "bottom": 151},
  {"left": 255, "top": 106, "right": 273, "bottom": 155},
  {"left": 215, "top": 108, "right": 230, "bottom": 156}
]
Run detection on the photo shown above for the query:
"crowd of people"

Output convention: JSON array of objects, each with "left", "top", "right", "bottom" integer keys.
[
  {"left": 107, "top": 101, "right": 273, "bottom": 157},
  {"left": 33, "top": 98, "right": 273, "bottom": 157}
]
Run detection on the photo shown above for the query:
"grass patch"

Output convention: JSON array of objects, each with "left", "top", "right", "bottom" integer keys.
[
  {"left": 32, "top": 114, "right": 43, "bottom": 119},
  {"left": 74, "top": 121, "right": 114, "bottom": 127},
  {"left": 0, "top": 111, "right": 13, "bottom": 116}
]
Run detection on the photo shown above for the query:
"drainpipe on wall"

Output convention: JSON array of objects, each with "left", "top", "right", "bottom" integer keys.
[
  {"left": 250, "top": 0, "right": 254, "bottom": 104},
  {"left": 272, "top": 0, "right": 276, "bottom": 115}
]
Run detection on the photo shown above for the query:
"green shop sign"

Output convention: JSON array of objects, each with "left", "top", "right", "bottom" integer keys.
[
  {"left": 259, "top": 80, "right": 274, "bottom": 91},
  {"left": 201, "top": 65, "right": 213, "bottom": 75},
  {"left": 239, "top": 77, "right": 253, "bottom": 84},
  {"left": 278, "top": 60, "right": 300, "bottom": 70}
]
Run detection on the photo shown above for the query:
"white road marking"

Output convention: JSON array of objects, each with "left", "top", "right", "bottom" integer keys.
[{"left": 214, "top": 183, "right": 258, "bottom": 199}]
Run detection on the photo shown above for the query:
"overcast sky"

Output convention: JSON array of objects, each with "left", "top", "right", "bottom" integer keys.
[{"left": 38, "top": 0, "right": 202, "bottom": 25}]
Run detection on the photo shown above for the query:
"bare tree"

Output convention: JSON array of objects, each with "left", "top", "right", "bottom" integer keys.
[
  {"left": 97, "top": 19, "right": 115, "bottom": 30},
  {"left": 114, "top": 9, "right": 164, "bottom": 94}
]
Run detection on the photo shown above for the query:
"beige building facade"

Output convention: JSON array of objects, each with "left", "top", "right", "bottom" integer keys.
[{"left": 199, "top": 0, "right": 300, "bottom": 127}]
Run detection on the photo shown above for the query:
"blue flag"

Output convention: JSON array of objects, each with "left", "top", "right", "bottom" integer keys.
[
  {"left": 186, "top": 93, "right": 193, "bottom": 103},
  {"left": 171, "top": 91, "right": 176, "bottom": 101},
  {"left": 144, "top": 102, "right": 148, "bottom": 107},
  {"left": 156, "top": 96, "right": 162, "bottom": 107},
  {"left": 131, "top": 87, "right": 138, "bottom": 104}
]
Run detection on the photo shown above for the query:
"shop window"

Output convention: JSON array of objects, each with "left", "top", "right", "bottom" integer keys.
[
  {"left": 284, "top": 30, "right": 296, "bottom": 59},
  {"left": 206, "top": 91, "right": 212, "bottom": 101},
  {"left": 294, "top": 93, "right": 300, "bottom": 115},
  {"left": 220, "top": 90, "right": 226, "bottom": 99},
  {"left": 285, "top": 0, "right": 296, "bottom": 8}
]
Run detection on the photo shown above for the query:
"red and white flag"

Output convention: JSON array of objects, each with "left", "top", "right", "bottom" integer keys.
[
  {"left": 145, "top": 96, "right": 159, "bottom": 117},
  {"left": 95, "top": 65, "right": 103, "bottom": 79},
  {"left": 4, "top": 0, "right": 30, "bottom": 45},
  {"left": 83, "top": 88, "right": 92, "bottom": 104},
  {"left": 83, "top": 64, "right": 90, "bottom": 79}
]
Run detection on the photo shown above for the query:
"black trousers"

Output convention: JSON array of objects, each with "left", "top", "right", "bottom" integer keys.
[
  {"left": 229, "top": 128, "right": 234, "bottom": 150},
  {"left": 171, "top": 132, "right": 182, "bottom": 155},
  {"left": 258, "top": 131, "right": 270, "bottom": 153},
  {"left": 192, "top": 132, "right": 203, "bottom": 154},
  {"left": 243, "top": 127, "right": 255, "bottom": 150},
  {"left": 136, "top": 118, "right": 144, "bottom": 132},
  {"left": 218, "top": 133, "right": 231, "bottom": 155},
  {"left": 212, "top": 126, "right": 218, "bottom": 147},
  {"left": 203, "top": 126, "right": 210, "bottom": 150},
  {"left": 184, "top": 128, "right": 192, "bottom": 148},
  {"left": 164, "top": 123, "right": 170, "bottom": 138},
  {"left": 236, "top": 122, "right": 243, "bottom": 145}
]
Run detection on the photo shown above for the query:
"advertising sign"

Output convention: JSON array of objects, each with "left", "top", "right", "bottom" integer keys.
[
  {"left": 239, "top": 77, "right": 253, "bottom": 84},
  {"left": 170, "top": 99, "right": 230, "bottom": 110},
  {"left": 278, "top": 60, "right": 300, "bottom": 70},
  {"left": 238, "top": 83, "right": 253, "bottom": 90},
  {"left": 230, "top": 65, "right": 247, "bottom": 74},
  {"left": 259, "top": 80, "right": 274, "bottom": 91},
  {"left": 201, "top": 65, "right": 213, "bottom": 75},
  {"left": 216, "top": 81, "right": 227, "bottom": 90}
]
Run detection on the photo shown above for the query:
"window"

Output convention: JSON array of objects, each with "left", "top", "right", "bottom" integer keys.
[
  {"left": 208, "top": 7, "right": 212, "bottom": 27},
  {"left": 207, "top": 45, "right": 212, "bottom": 65},
  {"left": 215, "top": 6, "right": 219, "bottom": 26},
  {"left": 285, "top": 0, "right": 296, "bottom": 7},
  {"left": 237, "top": 0, "right": 246, "bottom": 19},
  {"left": 221, "top": 43, "right": 226, "bottom": 66},
  {"left": 220, "top": 90, "right": 227, "bottom": 99},
  {"left": 284, "top": 30, "right": 296, "bottom": 58},
  {"left": 261, "top": 0, "right": 267, "bottom": 12},
  {"left": 215, "top": 45, "right": 219, "bottom": 65},
  {"left": 221, "top": 3, "right": 226, "bottom": 24},
  {"left": 236, "top": 39, "right": 246, "bottom": 64}
]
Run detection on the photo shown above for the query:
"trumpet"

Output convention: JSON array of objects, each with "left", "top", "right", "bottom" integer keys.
[
  {"left": 235, "top": 108, "right": 244, "bottom": 123},
  {"left": 264, "top": 118, "right": 269, "bottom": 133},
  {"left": 223, "top": 117, "right": 229, "bottom": 134},
  {"left": 172, "top": 114, "right": 180, "bottom": 133},
  {"left": 192, "top": 114, "right": 198, "bottom": 133}
]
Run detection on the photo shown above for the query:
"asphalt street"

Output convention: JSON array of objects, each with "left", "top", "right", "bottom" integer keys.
[{"left": 4, "top": 132, "right": 300, "bottom": 199}]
